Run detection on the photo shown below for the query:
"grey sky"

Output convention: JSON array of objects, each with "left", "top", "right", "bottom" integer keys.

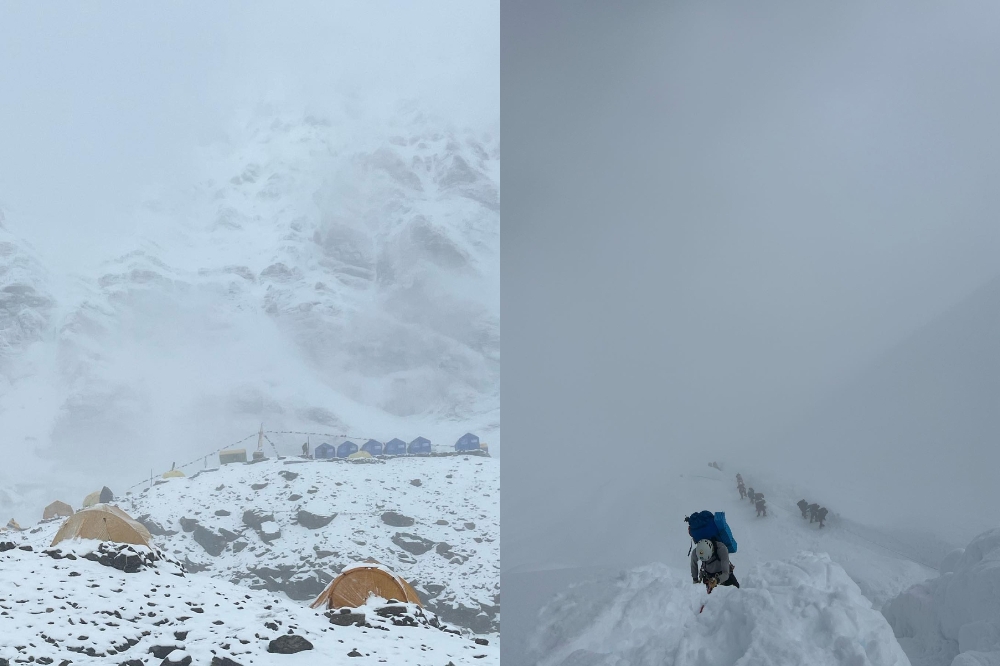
[
  {"left": 0, "top": 1, "right": 498, "bottom": 268},
  {"left": 504, "top": 0, "right": 1000, "bottom": 576}
]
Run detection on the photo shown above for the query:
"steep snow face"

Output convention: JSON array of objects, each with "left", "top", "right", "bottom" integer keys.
[
  {"left": 0, "top": 538, "right": 497, "bottom": 665},
  {"left": 527, "top": 553, "right": 910, "bottom": 666},
  {"left": 0, "top": 213, "right": 54, "bottom": 371},
  {"left": 883, "top": 528, "right": 1000, "bottom": 666},
  {"left": 0, "top": 107, "right": 499, "bottom": 518},
  {"left": 21, "top": 454, "right": 500, "bottom": 635}
]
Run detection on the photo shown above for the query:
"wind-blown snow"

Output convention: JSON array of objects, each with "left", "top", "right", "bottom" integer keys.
[
  {"left": 0, "top": 104, "right": 500, "bottom": 524},
  {"left": 528, "top": 553, "right": 909, "bottom": 666},
  {"left": 882, "top": 528, "right": 1000, "bottom": 666}
]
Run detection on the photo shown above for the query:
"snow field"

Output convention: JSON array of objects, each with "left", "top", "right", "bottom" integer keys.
[
  {"left": 882, "top": 528, "right": 1000, "bottom": 666},
  {"left": 13, "top": 454, "right": 500, "bottom": 637},
  {"left": 0, "top": 542, "right": 496, "bottom": 665},
  {"left": 528, "top": 553, "right": 908, "bottom": 666}
]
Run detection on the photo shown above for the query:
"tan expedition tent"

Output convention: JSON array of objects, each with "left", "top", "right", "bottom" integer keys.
[
  {"left": 82, "top": 486, "right": 115, "bottom": 508},
  {"left": 162, "top": 469, "right": 185, "bottom": 479},
  {"left": 310, "top": 561, "right": 422, "bottom": 610},
  {"left": 5, "top": 518, "right": 23, "bottom": 531},
  {"left": 43, "top": 500, "right": 74, "bottom": 521},
  {"left": 50, "top": 504, "right": 152, "bottom": 548}
]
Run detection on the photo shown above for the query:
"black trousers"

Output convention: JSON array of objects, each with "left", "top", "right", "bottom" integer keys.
[{"left": 720, "top": 573, "right": 740, "bottom": 588}]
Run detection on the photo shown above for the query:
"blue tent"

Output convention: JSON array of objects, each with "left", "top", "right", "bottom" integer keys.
[
  {"left": 337, "top": 441, "right": 359, "bottom": 458},
  {"left": 384, "top": 438, "right": 407, "bottom": 456},
  {"left": 315, "top": 443, "right": 336, "bottom": 459},
  {"left": 455, "top": 433, "right": 480, "bottom": 451},
  {"left": 408, "top": 436, "right": 431, "bottom": 455},
  {"left": 362, "top": 439, "right": 383, "bottom": 456}
]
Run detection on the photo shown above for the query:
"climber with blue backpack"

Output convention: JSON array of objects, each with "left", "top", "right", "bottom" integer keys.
[{"left": 685, "top": 511, "right": 740, "bottom": 592}]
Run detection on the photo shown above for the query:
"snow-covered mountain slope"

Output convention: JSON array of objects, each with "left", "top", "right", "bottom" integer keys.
[
  {"left": 514, "top": 462, "right": 944, "bottom": 666},
  {"left": 0, "top": 538, "right": 497, "bottom": 665},
  {"left": 765, "top": 274, "right": 1000, "bottom": 545},
  {"left": 18, "top": 452, "right": 499, "bottom": 636},
  {"left": 0, "top": 213, "right": 54, "bottom": 366},
  {"left": 882, "top": 528, "right": 1000, "bottom": 666},
  {"left": 0, "top": 105, "right": 499, "bottom": 523},
  {"left": 528, "top": 553, "right": 909, "bottom": 666}
]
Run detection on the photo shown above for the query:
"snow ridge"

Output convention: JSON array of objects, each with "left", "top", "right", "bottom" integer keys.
[{"left": 529, "top": 554, "right": 909, "bottom": 666}]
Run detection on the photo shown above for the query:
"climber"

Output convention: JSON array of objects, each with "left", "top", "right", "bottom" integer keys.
[
  {"left": 816, "top": 507, "right": 828, "bottom": 528},
  {"left": 797, "top": 499, "right": 809, "bottom": 519},
  {"left": 755, "top": 494, "right": 767, "bottom": 517},
  {"left": 691, "top": 538, "right": 739, "bottom": 591},
  {"left": 747, "top": 487, "right": 756, "bottom": 504},
  {"left": 736, "top": 473, "right": 743, "bottom": 485},
  {"left": 738, "top": 480, "right": 746, "bottom": 500},
  {"left": 808, "top": 503, "right": 820, "bottom": 522}
]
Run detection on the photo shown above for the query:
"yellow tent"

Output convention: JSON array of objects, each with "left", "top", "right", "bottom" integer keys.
[
  {"left": 162, "top": 469, "right": 185, "bottom": 479},
  {"left": 5, "top": 518, "right": 23, "bottom": 531},
  {"left": 43, "top": 501, "right": 74, "bottom": 521},
  {"left": 347, "top": 451, "right": 373, "bottom": 460},
  {"left": 310, "top": 561, "right": 422, "bottom": 610},
  {"left": 50, "top": 504, "right": 152, "bottom": 548}
]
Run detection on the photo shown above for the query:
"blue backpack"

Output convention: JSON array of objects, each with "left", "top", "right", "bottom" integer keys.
[{"left": 687, "top": 510, "right": 738, "bottom": 554}]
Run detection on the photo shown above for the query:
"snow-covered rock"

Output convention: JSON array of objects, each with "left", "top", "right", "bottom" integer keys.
[
  {"left": 20, "top": 453, "right": 499, "bottom": 635},
  {"left": 0, "top": 536, "right": 496, "bottom": 665},
  {"left": 527, "top": 553, "right": 909, "bottom": 666},
  {"left": 883, "top": 528, "right": 1000, "bottom": 666}
]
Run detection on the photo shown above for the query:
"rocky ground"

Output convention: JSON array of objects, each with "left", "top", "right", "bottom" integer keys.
[
  {"left": 19, "top": 452, "right": 499, "bottom": 638},
  {"left": 0, "top": 536, "right": 496, "bottom": 665}
]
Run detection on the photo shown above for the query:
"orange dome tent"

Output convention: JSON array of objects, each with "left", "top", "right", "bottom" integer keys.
[
  {"left": 50, "top": 504, "right": 152, "bottom": 548},
  {"left": 310, "top": 560, "right": 422, "bottom": 610},
  {"left": 43, "top": 501, "right": 73, "bottom": 521}
]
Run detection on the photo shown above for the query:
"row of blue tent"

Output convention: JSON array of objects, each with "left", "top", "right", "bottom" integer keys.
[{"left": 314, "top": 433, "right": 482, "bottom": 459}]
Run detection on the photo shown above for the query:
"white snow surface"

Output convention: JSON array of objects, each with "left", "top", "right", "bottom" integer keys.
[
  {"left": 882, "top": 528, "right": 1000, "bottom": 666},
  {"left": 519, "top": 463, "right": 954, "bottom": 666},
  {"left": 528, "top": 553, "right": 909, "bottom": 666},
  {"left": 17, "top": 453, "right": 499, "bottom": 635},
  {"left": 0, "top": 540, "right": 496, "bottom": 665}
]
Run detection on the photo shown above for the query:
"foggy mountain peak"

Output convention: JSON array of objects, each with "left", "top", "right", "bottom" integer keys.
[{"left": 0, "top": 107, "right": 500, "bottom": 519}]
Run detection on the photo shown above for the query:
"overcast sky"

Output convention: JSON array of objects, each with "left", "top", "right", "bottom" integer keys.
[
  {"left": 0, "top": 1, "right": 498, "bottom": 269},
  {"left": 504, "top": 0, "right": 1000, "bottom": 577}
]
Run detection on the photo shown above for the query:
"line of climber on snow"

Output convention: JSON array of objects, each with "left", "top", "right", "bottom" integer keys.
[
  {"left": 796, "top": 499, "right": 829, "bottom": 528},
  {"left": 684, "top": 510, "right": 739, "bottom": 598},
  {"left": 735, "top": 473, "right": 767, "bottom": 517}
]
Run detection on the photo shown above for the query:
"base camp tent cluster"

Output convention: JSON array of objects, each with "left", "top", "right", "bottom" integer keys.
[{"left": 37, "top": 501, "right": 423, "bottom": 615}]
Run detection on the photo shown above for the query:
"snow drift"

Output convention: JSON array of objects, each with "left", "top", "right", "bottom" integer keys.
[
  {"left": 528, "top": 553, "right": 909, "bottom": 666},
  {"left": 883, "top": 528, "right": 1000, "bottom": 666}
]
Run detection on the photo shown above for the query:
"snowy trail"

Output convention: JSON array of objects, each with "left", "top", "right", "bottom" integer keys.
[
  {"left": 528, "top": 554, "right": 909, "bottom": 666},
  {"left": 522, "top": 462, "right": 952, "bottom": 666}
]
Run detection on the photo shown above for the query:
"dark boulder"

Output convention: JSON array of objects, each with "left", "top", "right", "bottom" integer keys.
[
  {"left": 380, "top": 511, "right": 414, "bottom": 527},
  {"left": 178, "top": 517, "right": 199, "bottom": 533},
  {"left": 267, "top": 635, "right": 313, "bottom": 654},
  {"left": 192, "top": 525, "right": 228, "bottom": 557},
  {"left": 136, "top": 515, "right": 177, "bottom": 537},
  {"left": 392, "top": 532, "right": 435, "bottom": 555},
  {"left": 242, "top": 510, "right": 274, "bottom": 530},
  {"left": 210, "top": 658, "right": 243, "bottom": 666},
  {"left": 148, "top": 645, "right": 178, "bottom": 659},
  {"left": 296, "top": 509, "right": 335, "bottom": 530}
]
